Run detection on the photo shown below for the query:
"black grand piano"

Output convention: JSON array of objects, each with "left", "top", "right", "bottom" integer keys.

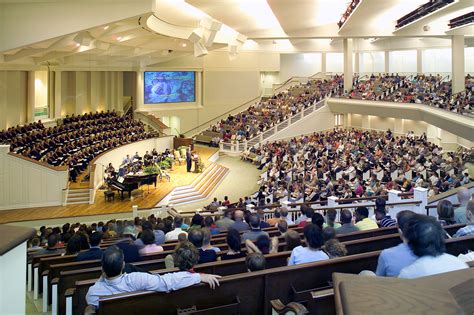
[{"left": 108, "top": 173, "right": 158, "bottom": 199}]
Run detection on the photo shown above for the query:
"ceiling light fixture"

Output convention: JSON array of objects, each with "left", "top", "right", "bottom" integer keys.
[
  {"left": 103, "top": 25, "right": 109, "bottom": 30},
  {"left": 116, "top": 36, "right": 122, "bottom": 41},
  {"left": 181, "top": 43, "right": 187, "bottom": 47}
]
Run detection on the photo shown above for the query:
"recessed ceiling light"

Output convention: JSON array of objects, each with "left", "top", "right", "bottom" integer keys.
[
  {"left": 103, "top": 25, "right": 109, "bottom": 30},
  {"left": 181, "top": 43, "right": 187, "bottom": 47},
  {"left": 75, "top": 43, "right": 81, "bottom": 47},
  {"left": 116, "top": 36, "right": 122, "bottom": 41}
]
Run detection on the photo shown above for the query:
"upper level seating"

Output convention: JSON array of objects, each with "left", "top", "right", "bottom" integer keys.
[
  {"left": 339, "top": 74, "right": 473, "bottom": 115},
  {"left": 0, "top": 111, "right": 157, "bottom": 175},
  {"left": 244, "top": 128, "right": 470, "bottom": 204},
  {"left": 396, "top": 0, "right": 454, "bottom": 29},
  {"left": 0, "top": 120, "right": 45, "bottom": 144},
  {"left": 197, "top": 76, "right": 343, "bottom": 144}
]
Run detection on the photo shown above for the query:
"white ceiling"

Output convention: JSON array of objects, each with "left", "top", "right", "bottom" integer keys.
[{"left": 0, "top": 0, "right": 472, "bottom": 68}]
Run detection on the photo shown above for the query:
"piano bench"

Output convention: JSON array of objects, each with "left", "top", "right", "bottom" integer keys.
[{"left": 104, "top": 190, "right": 115, "bottom": 202}]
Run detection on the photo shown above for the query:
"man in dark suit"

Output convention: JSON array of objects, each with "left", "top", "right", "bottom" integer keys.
[
  {"left": 186, "top": 147, "right": 192, "bottom": 172},
  {"left": 77, "top": 232, "right": 103, "bottom": 261}
]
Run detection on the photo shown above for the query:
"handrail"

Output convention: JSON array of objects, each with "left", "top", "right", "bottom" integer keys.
[
  {"left": 427, "top": 182, "right": 474, "bottom": 204},
  {"left": 182, "top": 95, "right": 261, "bottom": 137},
  {"left": 7, "top": 152, "right": 68, "bottom": 172}
]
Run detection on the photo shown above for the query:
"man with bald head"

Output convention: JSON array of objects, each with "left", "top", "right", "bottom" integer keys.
[
  {"left": 454, "top": 187, "right": 471, "bottom": 224},
  {"left": 230, "top": 210, "right": 250, "bottom": 232}
]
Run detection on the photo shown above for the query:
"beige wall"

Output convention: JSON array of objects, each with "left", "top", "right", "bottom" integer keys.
[
  {"left": 0, "top": 71, "right": 28, "bottom": 130},
  {"left": 140, "top": 51, "right": 279, "bottom": 134}
]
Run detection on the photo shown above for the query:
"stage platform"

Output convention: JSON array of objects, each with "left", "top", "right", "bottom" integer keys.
[{"left": 0, "top": 145, "right": 219, "bottom": 224}]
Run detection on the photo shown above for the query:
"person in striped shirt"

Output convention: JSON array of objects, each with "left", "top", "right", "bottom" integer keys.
[{"left": 374, "top": 198, "right": 397, "bottom": 228}]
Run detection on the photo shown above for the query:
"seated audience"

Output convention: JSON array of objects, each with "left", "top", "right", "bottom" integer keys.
[
  {"left": 436, "top": 200, "right": 456, "bottom": 226},
  {"left": 201, "top": 228, "right": 221, "bottom": 253},
  {"left": 336, "top": 209, "right": 359, "bottom": 234},
  {"left": 188, "top": 229, "right": 217, "bottom": 264},
  {"left": 230, "top": 210, "right": 250, "bottom": 232},
  {"left": 165, "top": 216, "right": 188, "bottom": 241},
  {"left": 354, "top": 207, "right": 378, "bottom": 231},
  {"left": 288, "top": 224, "right": 329, "bottom": 266},
  {"left": 323, "top": 209, "right": 341, "bottom": 229},
  {"left": 138, "top": 229, "right": 164, "bottom": 256},
  {"left": 323, "top": 239, "right": 348, "bottom": 258},
  {"left": 376, "top": 210, "right": 418, "bottom": 277},
  {"left": 267, "top": 209, "right": 281, "bottom": 226},
  {"left": 453, "top": 201, "right": 474, "bottom": 237},
  {"left": 204, "top": 216, "right": 220, "bottom": 235},
  {"left": 284, "top": 230, "right": 302, "bottom": 251},
  {"left": 311, "top": 212, "right": 325, "bottom": 230},
  {"left": 116, "top": 228, "right": 140, "bottom": 263},
  {"left": 86, "top": 245, "right": 220, "bottom": 309},
  {"left": 77, "top": 232, "right": 103, "bottom": 261},
  {"left": 277, "top": 220, "right": 288, "bottom": 236},
  {"left": 215, "top": 210, "right": 235, "bottom": 231},
  {"left": 65, "top": 234, "right": 83, "bottom": 255},
  {"left": 32, "top": 234, "right": 65, "bottom": 256},
  {"left": 399, "top": 215, "right": 469, "bottom": 279},
  {"left": 188, "top": 214, "right": 204, "bottom": 231},
  {"left": 374, "top": 198, "right": 397, "bottom": 227},
  {"left": 242, "top": 214, "right": 269, "bottom": 241},
  {"left": 246, "top": 253, "right": 266, "bottom": 272},
  {"left": 221, "top": 229, "right": 246, "bottom": 261},
  {"left": 454, "top": 187, "right": 471, "bottom": 224},
  {"left": 279, "top": 208, "right": 294, "bottom": 225}
]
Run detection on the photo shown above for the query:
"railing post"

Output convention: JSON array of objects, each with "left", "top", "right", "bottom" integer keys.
[
  {"left": 388, "top": 189, "right": 402, "bottom": 218},
  {"left": 274, "top": 125, "right": 278, "bottom": 133},
  {"left": 219, "top": 141, "right": 224, "bottom": 151},
  {"left": 259, "top": 133, "right": 263, "bottom": 142},
  {"left": 132, "top": 205, "right": 138, "bottom": 218},
  {"left": 300, "top": 109, "right": 304, "bottom": 119},
  {"left": 244, "top": 140, "right": 248, "bottom": 151},
  {"left": 287, "top": 118, "right": 291, "bottom": 127},
  {"left": 413, "top": 187, "right": 428, "bottom": 215},
  {"left": 246, "top": 204, "right": 255, "bottom": 213}
]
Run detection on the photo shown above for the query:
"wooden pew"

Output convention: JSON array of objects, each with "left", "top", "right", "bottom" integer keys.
[
  {"left": 41, "top": 222, "right": 467, "bottom": 312},
  {"left": 62, "top": 232, "right": 408, "bottom": 315},
  {"left": 282, "top": 236, "right": 474, "bottom": 315},
  {"left": 80, "top": 235, "right": 474, "bottom": 315}
]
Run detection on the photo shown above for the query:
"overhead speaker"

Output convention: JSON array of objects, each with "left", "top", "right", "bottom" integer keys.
[
  {"left": 200, "top": 17, "right": 222, "bottom": 47},
  {"left": 188, "top": 29, "right": 203, "bottom": 44},
  {"left": 194, "top": 42, "right": 208, "bottom": 57}
]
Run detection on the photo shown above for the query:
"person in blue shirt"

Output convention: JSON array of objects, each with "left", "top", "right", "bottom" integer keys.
[
  {"left": 86, "top": 245, "right": 220, "bottom": 309},
  {"left": 376, "top": 210, "right": 418, "bottom": 277},
  {"left": 288, "top": 224, "right": 329, "bottom": 266}
]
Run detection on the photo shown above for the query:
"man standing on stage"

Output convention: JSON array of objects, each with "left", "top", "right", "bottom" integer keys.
[{"left": 186, "top": 147, "right": 192, "bottom": 172}]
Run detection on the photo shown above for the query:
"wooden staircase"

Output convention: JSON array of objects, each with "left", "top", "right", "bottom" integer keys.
[
  {"left": 161, "top": 162, "right": 229, "bottom": 206},
  {"left": 65, "top": 188, "right": 90, "bottom": 205}
]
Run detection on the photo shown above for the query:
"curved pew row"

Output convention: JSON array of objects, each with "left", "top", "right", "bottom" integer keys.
[
  {"left": 86, "top": 236, "right": 473, "bottom": 315},
  {"left": 61, "top": 232, "right": 473, "bottom": 315}
]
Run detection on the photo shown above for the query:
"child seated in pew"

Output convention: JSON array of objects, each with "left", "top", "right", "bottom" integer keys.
[
  {"left": 86, "top": 245, "right": 221, "bottom": 310},
  {"left": 246, "top": 253, "right": 266, "bottom": 272}
]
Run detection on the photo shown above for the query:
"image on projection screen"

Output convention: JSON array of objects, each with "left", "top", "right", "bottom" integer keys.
[{"left": 144, "top": 71, "right": 195, "bottom": 104}]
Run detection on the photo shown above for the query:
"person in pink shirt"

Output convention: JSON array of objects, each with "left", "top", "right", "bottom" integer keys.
[{"left": 139, "top": 229, "right": 163, "bottom": 256}]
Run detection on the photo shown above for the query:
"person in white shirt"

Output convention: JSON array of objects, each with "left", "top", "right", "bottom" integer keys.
[
  {"left": 165, "top": 216, "right": 188, "bottom": 241},
  {"left": 399, "top": 215, "right": 468, "bottom": 279}
]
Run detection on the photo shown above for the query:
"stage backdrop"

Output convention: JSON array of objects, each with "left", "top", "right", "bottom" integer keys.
[{"left": 144, "top": 71, "right": 195, "bottom": 104}]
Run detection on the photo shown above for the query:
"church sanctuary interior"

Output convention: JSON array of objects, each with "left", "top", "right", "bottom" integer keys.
[{"left": 1, "top": 0, "right": 474, "bottom": 314}]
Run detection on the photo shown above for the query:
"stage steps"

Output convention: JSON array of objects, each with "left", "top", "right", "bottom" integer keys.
[
  {"left": 162, "top": 162, "right": 229, "bottom": 206},
  {"left": 65, "top": 188, "right": 90, "bottom": 205}
]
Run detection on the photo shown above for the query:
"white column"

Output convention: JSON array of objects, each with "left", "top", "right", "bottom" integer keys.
[
  {"left": 54, "top": 71, "right": 62, "bottom": 118},
  {"left": 451, "top": 35, "right": 465, "bottom": 93},
  {"left": 104, "top": 72, "right": 111, "bottom": 110},
  {"left": 393, "top": 118, "right": 404, "bottom": 135},
  {"left": 416, "top": 49, "right": 422, "bottom": 74},
  {"left": 426, "top": 124, "right": 440, "bottom": 145},
  {"left": 384, "top": 51, "right": 390, "bottom": 73},
  {"left": 75, "top": 71, "right": 87, "bottom": 115},
  {"left": 343, "top": 38, "right": 353, "bottom": 92},
  {"left": 116, "top": 71, "right": 124, "bottom": 113},
  {"left": 321, "top": 52, "right": 327, "bottom": 75},
  {"left": 354, "top": 52, "right": 360, "bottom": 74},
  {"left": 135, "top": 70, "right": 144, "bottom": 110},
  {"left": 48, "top": 71, "right": 55, "bottom": 119},
  {"left": 413, "top": 187, "right": 428, "bottom": 215},
  {"left": 90, "top": 71, "right": 100, "bottom": 112},
  {"left": 27, "top": 71, "right": 36, "bottom": 123}
]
